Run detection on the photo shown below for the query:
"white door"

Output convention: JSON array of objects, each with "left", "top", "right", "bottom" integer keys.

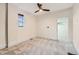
[{"left": 57, "top": 16, "right": 69, "bottom": 42}]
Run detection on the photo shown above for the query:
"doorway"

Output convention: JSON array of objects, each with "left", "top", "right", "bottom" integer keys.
[
  {"left": 57, "top": 16, "right": 69, "bottom": 42},
  {"left": 57, "top": 16, "right": 77, "bottom": 54}
]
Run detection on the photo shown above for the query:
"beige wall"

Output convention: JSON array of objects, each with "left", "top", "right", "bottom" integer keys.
[
  {"left": 0, "top": 3, "right": 6, "bottom": 49},
  {"left": 36, "top": 14, "right": 57, "bottom": 40},
  {"left": 8, "top": 4, "right": 36, "bottom": 47},
  {"left": 73, "top": 4, "right": 79, "bottom": 54},
  {"left": 36, "top": 8, "right": 73, "bottom": 41}
]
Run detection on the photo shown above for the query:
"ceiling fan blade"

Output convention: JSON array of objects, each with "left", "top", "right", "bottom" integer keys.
[
  {"left": 34, "top": 10, "right": 39, "bottom": 13},
  {"left": 42, "top": 9, "right": 50, "bottom": 11},
  {"left": 37, "top": 3, "right": 42, "bottom": 9}
]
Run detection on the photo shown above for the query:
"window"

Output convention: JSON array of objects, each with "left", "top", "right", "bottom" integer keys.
[{"left": 18, "top": 14, "right": 24, "bottom": 27}]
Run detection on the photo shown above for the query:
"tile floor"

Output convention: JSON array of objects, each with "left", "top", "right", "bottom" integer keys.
[{"left": 0, "top": 38, "right": 77, "bottom": 55}]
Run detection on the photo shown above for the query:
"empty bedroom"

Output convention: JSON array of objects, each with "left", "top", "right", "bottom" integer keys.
[{"left": 0, "top": 3, "right": 79, "bottom": 55}]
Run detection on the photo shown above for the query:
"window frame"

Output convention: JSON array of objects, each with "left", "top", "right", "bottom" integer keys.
[{"left": 18, "top": 14, "right": 24, "bottom": 27}]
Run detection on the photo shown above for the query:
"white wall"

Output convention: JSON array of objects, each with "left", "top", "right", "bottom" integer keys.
[
  {"left": 0, "top": 4, "right": 6, "bottom": 49},
  {"left": 8, "top": 4, "right": 36, "bottom": 47},
  {"left": 73, "top": 4, "right": 79, "bottom": 54},
  {"left": 36, "top": 14, "right": 57, "bottom": 40},
  {"left": 36, "top": 8, "right": 73, "bottom": 41}
]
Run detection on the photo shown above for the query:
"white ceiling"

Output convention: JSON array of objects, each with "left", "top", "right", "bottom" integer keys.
[{"left": 12, "top": 3, "right": 73, "bottom": 15}]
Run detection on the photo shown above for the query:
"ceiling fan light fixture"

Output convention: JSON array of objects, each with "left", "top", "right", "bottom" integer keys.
[
  {"left": 34, "top": 3, "right": 50, "bottom": 13},
  {"left": 39, "top": 9, "right": 42, "bottom": 12}
]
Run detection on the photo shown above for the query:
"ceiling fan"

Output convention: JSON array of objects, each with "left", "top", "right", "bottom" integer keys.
[{"left": 34, "top": 3, "right": 50, "bottom": 13}]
